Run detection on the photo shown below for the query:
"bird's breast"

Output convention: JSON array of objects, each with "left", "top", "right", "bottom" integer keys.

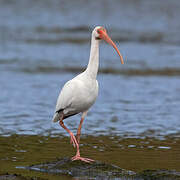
[{"left": 78, "top": 80, "right": 98, "bottom": 107}]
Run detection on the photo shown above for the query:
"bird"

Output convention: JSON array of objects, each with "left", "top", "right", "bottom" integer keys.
[{"left": 52, "top": 26, "right": 124, "bottom": 163}]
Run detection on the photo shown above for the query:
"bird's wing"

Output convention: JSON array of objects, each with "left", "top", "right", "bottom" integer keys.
[
  {"left": 55, "top": 79, "right": 75, "bottom": 112},
  {"left": 52, "top": 79, "right": 82, "bottom": 122},
  {"left": 53, "top": 75, "right": 98, "bottom": 123},
  {"left": 55, "top": 78, "right": 85, "bottom": 113}
]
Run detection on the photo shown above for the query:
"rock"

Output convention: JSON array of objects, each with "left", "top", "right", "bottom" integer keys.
[
  {"left": 137, "top": 169, "right": 180, "bottom": 180},
  {"left": 16, "top": 157, "right": 180, "bottom": 180},
  {"left": 26, "top": 157, "right": 135, "bottom": 179}
]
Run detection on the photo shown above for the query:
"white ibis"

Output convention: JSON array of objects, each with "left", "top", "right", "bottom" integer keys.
[{"left": 52, "top": 26, "right": 124, "bottom": 163}]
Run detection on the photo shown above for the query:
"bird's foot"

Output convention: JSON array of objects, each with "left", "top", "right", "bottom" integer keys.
[
  {"left": 70, "top": 132, "right": 78, "bottom": 148},
  {"left": 71, "top": 155, "right": 94, "bottom": 163}
]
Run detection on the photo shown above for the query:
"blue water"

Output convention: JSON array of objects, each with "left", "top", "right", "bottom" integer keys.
[{"left": 0, "top": 0, "right": 180, "bottom": 138}]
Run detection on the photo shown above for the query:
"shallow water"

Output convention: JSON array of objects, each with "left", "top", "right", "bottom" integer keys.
[{"left": 0, "top": 0, "right": 180, "bottom": 179}]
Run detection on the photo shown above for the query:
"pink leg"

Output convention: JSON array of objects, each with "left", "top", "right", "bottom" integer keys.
[
  {"left": 59, "top": 112, "right": 94, "bottom": 163},
  {"left": 72, "top": 111, "right": 94, "bottom": 163},
  {"left": 76, "top": 111, "right": 87, "bottom": 144},
  {"left": 59, "top": 118, "right": 78, "bottom": 148}
]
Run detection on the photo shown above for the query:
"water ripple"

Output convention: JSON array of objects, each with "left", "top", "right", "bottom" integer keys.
[{"left": 13, "top": 66, "right": 180, "bottom": 76}]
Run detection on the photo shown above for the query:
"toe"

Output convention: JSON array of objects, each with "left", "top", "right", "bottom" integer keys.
[{"left": 71, "top": 156, "right": 94, "bottom": 163}]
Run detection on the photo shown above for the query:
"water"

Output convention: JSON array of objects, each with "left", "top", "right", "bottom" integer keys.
[{"left": 0, "top": 0, "right": 180, "bottom": 179}]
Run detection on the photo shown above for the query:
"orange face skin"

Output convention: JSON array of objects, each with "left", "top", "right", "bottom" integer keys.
[
  {"left": 97, "top": 27, "right": 107, "bottom": 39},
  {"left": 97, "top": 27, "right": 124, "bottom": 65}
]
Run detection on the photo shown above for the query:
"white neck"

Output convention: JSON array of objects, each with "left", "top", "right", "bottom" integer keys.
[{"left": 85, "top": 35, "right": 100, "bottom": 79}]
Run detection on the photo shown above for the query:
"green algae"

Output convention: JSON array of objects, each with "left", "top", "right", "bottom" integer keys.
[
  {"left": 0, "top": 173, "right": 47, "bottom": 180},
  {"left": 137, "top": 169, "right": 180, "bottom": 180},
  {"left": 0, "top": 134, "right": 180, "bottom": 179}
]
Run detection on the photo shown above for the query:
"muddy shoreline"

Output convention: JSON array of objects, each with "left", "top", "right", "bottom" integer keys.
[
  {"left": 1, "top": 160, "right": 180, "bottom": 180},
  {"left": 0, "top": 135, "right": 180, "bottom": 180}
]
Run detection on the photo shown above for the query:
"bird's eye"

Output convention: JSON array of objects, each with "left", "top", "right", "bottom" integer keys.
[{"left": 97, "top": 29, "right": 100, "bottom": 34}]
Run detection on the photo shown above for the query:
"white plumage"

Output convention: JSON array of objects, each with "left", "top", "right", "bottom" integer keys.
[
  {"left": 53, "top": 72, "right": 98, "bottom": 122},
  {"left": 52, "top": 26, "right": 124, "bottom": 163}
]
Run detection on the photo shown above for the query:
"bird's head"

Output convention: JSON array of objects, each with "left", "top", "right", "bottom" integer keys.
[{"left": 93, "top": 26, "right": 124, "bottom": 64}]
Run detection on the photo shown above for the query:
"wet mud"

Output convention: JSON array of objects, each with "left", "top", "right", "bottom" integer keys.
[
  {"left": 0, "top": 135, "right": 180, "bottom": 180},
  {"left": 2, "top": 158, "right": 180, "bottom": 180},
  {"left": 0, "top": 173, "right": 46, "bottom": 180}
]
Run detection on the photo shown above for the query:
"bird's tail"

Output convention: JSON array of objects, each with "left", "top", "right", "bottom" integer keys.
[
  {"left": 52, "top": 109, "right": 64, "bottom": 123},
  {"left": 52, "top": 112, "right": 61, "bottom": 123}
]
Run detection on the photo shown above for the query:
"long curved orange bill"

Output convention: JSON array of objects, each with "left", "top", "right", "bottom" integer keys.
[{"left": 100, "top": 30, "right": 124, "bottom": 64}]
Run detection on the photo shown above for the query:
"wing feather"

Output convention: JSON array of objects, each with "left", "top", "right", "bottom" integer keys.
[
  {"left": 52, "top": 74, "right": 98, "bottom": 122},
  {"left": 55, "top": 79, "right": 76, "bottom": 113}
]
